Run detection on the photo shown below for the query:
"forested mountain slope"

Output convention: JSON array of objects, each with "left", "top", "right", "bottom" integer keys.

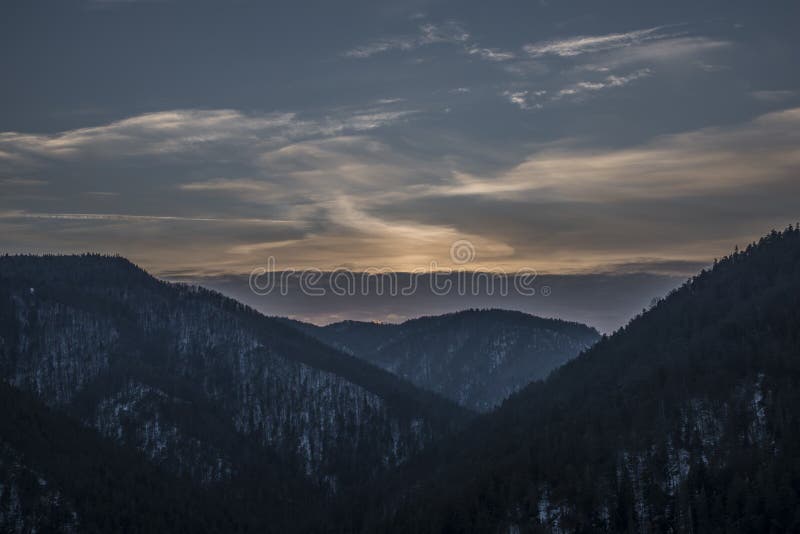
[
  {"left": 0, "top": 380, "right": 270, "bottom": 533},
  {"left": 370, "top": 227, "right": 800, "bottom": 533},
  {"left": 295, "top": 310, "right": 599, "bottom": 411},
  {"left": 0, "top": 254, "right": 469, "bottom": 529}
]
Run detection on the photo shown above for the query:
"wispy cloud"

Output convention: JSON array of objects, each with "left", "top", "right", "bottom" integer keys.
[
  {"left": 2, "top": 107, "right": 799, "bottom": 275},
  {"left": 375, "top": 98, "right": 405, "bottom": 105},
  {"left": 0, "top": 177, "right": 48, "bottom": 187},
  {"left": 750, "top": 90, "right": 797, "bottom": 102},
  {"left": 502, "top": 90, "right": 537, "bottom": 110},
  {"left": 0, "top": 210, "right": 292, "bottom": 225},
  {"left": 594, "top": 36, "right": 730, "bottom": 67},
  {"left": 420, "top": 107, "right": 800, "bottom": 202},
  {"left": 554, "top": 68, "right": 652, "bottom": 100},
  {"left": 502, "top": 69, "right": 651, "bottom": 110},
  {"left": 344, "top": 21, "right": 470, "bottom": 58},
  {"left": 493, "top": 26, "right": 729, "bottom": 113},
  {"left": 521, "top": 25, "right": 730, "bottom": 75},
  {"left": 345, "top": 19, "right": 519, "bottom": 67},
  {"left": 523, "top": 26, "right": 667, "bottom": 57},
  {"left": 179, "top": 178, "right": 273, "bottom": 193},
  {"left": 0, "top": 108, "right": 417, "bottom": 162},
  {"left": 86, "top": 0, "right": 164, "bottom": 5},
  {"left": 466, "top": 46, "right": 515, "bottom": 62}
]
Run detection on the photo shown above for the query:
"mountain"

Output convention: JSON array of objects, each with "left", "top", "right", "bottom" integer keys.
[
  {"left": 367, "top": 226, "right": 800, "bottom": 533},
  {"left": 0, "top": 254, "right": 470, "bottom": 530},
  {"left": 295, "top": 310, "right": 599, "bottom": 411}
]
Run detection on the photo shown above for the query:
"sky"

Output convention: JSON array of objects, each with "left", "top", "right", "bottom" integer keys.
[{"left": 1, "top": 0, "right": 799, "bottom": 327}]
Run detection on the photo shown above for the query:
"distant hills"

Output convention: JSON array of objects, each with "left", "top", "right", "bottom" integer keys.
[
  {"left": 294, "top": 310, "right": 599, "bottom": 411},
  {"left": 190, "top": 270, "right": 684, "bottom": 334}
]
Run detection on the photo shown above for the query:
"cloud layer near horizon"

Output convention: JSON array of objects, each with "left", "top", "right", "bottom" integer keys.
[{"left": 1, "top": 105, "right": 799, "bottom": 277}]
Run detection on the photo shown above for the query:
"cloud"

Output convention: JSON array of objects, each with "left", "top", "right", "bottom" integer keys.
[
  {"left": 3, "top": 105, "right": 798, "bottom": 277},
  {"left": 597, "top": 259, "right": 712, "bottom": 276},
  {"left": 502, "top": 69, "right": 651, "bottom": 110},
  {"left": 466, "top": 46, "right": 515, "bottom": 62},
  {"left": 83, "top": 191, "right": 120, "bottom": 197},
  {"left": 594, "top": 36, "right": 730, "bottom": 67},
  {"left": 523, "top": 26, "right": 667, "bottom": 57},
  {"left": 375, "top": 98, "right": 405, "bottom": 105},
  {"left": 420, "top": 107, "right": 800, "bottom": 203},
  {"left": 179, "top": 178, "right": 274, "bottom": 193},
  {"left": 553, "top": 68, "right": 652, "bottom": 100},
  {"left": 0, "top": 210, "right": 291, "bottom": 225},
  {"left": 0, "top": 110, "right": 293, "bottom": 161},
  {"left": 521, "top": 26, "right": 729, "bottom": 73},
  {"left": 0, "top": 108, "right": 417, "bottom": 163},
  {"left": 693, "top": 61, "right": 729, "bottom": 72},
  {"left": 193, "top": 106, "right": 800, "bottom": 272},
  {"left": 86, "top": 0, "right": 165, "bottom": 5},
  {"left": 502, "top": 91, "right": 534, "bottom": 110},
  {"left": 751, "top": 90, "right": 797, "bottom": 102},
  {"left": 344, "top": 21, "right": 470, "bottom": 58},
  {"left": 345, "top": 19, "right": 519, "bottom": 67},
  {"left": 0, "top": 177, "right": 48, "bottom": 187},
  {"left": 496, "top": 26, "right": 729, "bottom": 112}
]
